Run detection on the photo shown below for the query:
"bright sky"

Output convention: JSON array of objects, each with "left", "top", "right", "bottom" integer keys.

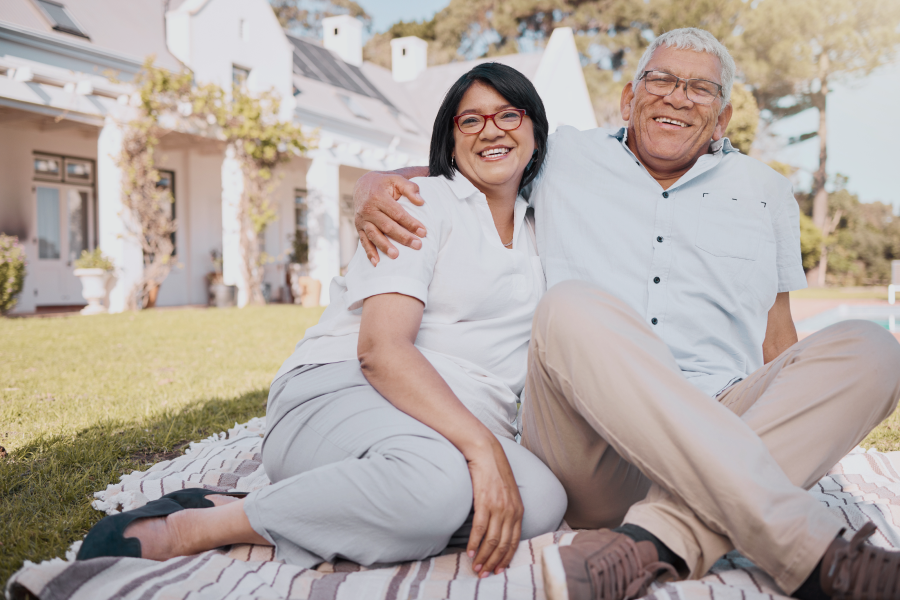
[
  {"left": 354, "top": 0, "right": 449, "bottom": 33},
  {"left": 767, "top": 61, "right": 900, "bottom": 213},
  {"left": 357, "top": 1, "right": 899, "bottom": 212}
]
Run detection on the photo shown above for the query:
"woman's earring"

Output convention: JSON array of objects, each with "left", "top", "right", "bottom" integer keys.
[
  {"left": 452, "top": 155, "right": 457, "bottom": 170},
  {"left": 525, "top": 148, "right": 538, "bottom": 173}
]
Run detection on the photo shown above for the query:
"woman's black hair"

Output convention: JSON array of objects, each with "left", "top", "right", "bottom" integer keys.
[{"left": 428, "top": 62, "right": 549, "bottom": 191}]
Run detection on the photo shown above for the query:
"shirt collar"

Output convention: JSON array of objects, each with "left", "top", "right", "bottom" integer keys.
[
  {"left": 444, "top": 170, "right": 529, "bottom": 210},
  {"left": 445, "top": 170, "right": 481, "bottom": 199},
  {"left": 710, "top": 137, "right": 738, "bottom": 154},
  {"left": 610, "top": 127, "right": 738, "bottom": 155}
]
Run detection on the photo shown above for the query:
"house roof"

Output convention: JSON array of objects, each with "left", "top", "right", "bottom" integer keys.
[
  {"left": 0, "top": 0, "right": 183, "bottom": 74},
  {"left": 288, "top": 35, "right": 394, "bottom": 109},
  {"left": 287, "top": 35, "right": 431, "bottom": 156}
]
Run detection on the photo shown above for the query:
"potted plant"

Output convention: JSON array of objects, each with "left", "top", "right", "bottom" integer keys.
[
  {"left": 206, "top": 250, "right": 234, "bottom": 308},
  {"left": 0, "top": 234, "right": 27, "bottom": 316},
  {"left": 74, "top": 249, "right": 116, "bottom": 315},
  {"left": 286, "top": 232, "right": 321, "bottom": 307}
]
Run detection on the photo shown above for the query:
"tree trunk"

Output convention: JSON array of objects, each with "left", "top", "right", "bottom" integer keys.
[
  {"left": 817, "top": 246, "right": 829, "bottom": 287},
  {"left": 238, "top": 200, "right": 266, "bottom": 306},
  {"left": 808, "top": 53, "right": 830, "bottom": 287},
  {"left": 144, "top": 284, "right": 159, "bottom": 309}
]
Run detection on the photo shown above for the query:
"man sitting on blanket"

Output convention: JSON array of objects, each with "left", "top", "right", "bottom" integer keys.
[{"left": 353, "top": 27, "right": 900, "bottom": 600}]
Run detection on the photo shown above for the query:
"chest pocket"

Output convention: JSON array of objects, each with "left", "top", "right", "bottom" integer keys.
[{"left": 695, "top": 194, "right": 763, "bottom": 260}]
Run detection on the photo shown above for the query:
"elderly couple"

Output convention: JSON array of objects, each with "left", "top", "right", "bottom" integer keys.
[{"left": 80, "top": 28, "right": 900, "bottom": 600}]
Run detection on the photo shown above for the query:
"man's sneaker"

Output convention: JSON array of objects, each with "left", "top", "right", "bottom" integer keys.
[
  {"left": 542, "top": 529, "right": 678, "bottom": 600},
  {"left": 820, "top": 522, "right": 900, "bottom": 599}
]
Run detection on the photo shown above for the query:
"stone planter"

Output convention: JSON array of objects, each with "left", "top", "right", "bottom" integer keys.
[
  {"left": 287, "top": 263, "right": 322, "bottom": 308},
  {"left": 74, "top": 268, "right": 113, "bottom": 315},
  {"left": 210, "top": 282, "right": 236, "bottom": 308}
]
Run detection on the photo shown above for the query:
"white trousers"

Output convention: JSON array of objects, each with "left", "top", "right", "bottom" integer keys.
[{"left": 244, "top": 361, "right": 567, "bottom": 567}]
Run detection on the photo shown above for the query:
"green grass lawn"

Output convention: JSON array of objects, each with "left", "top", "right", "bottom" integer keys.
[
  {"left": 0, "top": 305, "right": 323, "bottom": 590},
  {"left": 790, "top": 285, "right": 890, "bottom": 300}
]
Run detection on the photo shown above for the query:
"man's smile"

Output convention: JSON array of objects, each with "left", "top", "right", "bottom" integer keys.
[{"left": 653, "top": 116, "right": 690, "bottom": 129}]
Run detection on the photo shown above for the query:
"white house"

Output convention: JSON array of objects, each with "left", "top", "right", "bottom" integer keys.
[{"left": 0, "top": 0, "right": 595, "bottom": 314}]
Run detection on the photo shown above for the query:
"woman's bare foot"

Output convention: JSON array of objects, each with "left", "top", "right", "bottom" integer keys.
[
  {"left": 122, "top": 497, "right": 269, "bottom": 560},
  {"left": 122, "top": 511, "right": 192, "bottom": 560},
  {"left": 207, "top": 494, "right": 241, "bottom": 507}
]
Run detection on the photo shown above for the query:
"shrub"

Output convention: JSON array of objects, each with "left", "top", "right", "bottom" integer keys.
[
  {"left": 74, "top": 249, "right": 115, "bottom": 271},
  {"left": 0, "top": 234, "right": 26, "bottom": 315},
  {"left": 799, "top": 213, "right": 823, "bottom": 271}
]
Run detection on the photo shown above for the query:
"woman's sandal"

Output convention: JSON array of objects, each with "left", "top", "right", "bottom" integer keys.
[
  {"left": 76, "top": 489, "right": 249, "bottom": 561},
  {"left": 160, "top": 488, "right": 249, "bottom": 509},
  {"left": 76, "top": 497, "right": 184, "bottom": 560}
]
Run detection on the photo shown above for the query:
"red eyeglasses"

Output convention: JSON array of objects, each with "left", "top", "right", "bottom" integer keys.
[{"left": 453, "top": 109, "right": 527, "bottom": 134}]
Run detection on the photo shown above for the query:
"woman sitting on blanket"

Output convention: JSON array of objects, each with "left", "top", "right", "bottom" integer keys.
[{"left": 77, "top": 62, "right": 566, "bottom": 577}]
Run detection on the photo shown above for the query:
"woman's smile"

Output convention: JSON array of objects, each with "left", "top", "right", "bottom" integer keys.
[{"left": 478, "top": 145, "right": 513, "bottom": 160}]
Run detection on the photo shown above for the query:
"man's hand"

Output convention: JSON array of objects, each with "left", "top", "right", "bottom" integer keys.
[{"left": 353, "top": 168, "right": 429, "bottom": 266}]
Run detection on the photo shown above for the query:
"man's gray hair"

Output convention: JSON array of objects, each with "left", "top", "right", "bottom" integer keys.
[{"left": 632, "top": 28, "right": 736, "bottom": 106}]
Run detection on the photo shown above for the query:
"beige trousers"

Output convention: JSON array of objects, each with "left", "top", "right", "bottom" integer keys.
[{"left": 520, "top": 281, "right": 900, "bottom": 594}]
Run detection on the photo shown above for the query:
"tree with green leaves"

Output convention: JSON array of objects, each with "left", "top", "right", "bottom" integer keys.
[
  {"left": 364, "top": 19, "right": 438, "bottom": 69},
  {"left": 723, "top": 82, "right": 758, "bottom": 155},
  {"left": 738, "top": 0, "right": 900, "bottom": 285},
  {"left": 798, "top": 180, "right": 900, "bottom": 286},
  {"left": 271, "top": 0, "right": 371, "bottom": 36}
]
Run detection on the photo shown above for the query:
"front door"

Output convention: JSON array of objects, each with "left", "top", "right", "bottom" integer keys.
[{"left": 32, "top": 184, "right": 93, "bottom": 306}]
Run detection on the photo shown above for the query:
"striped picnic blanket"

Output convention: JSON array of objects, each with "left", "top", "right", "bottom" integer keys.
[{"left": 7, "top": 418, "right": 900, "bottom": 600}]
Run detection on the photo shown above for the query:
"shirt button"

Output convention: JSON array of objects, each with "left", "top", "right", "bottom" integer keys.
[
  {"left": 651, "top": 317, "right": 659, "bottom": 325},
  {"left": 653, "top": 276, "right": 660, "bottom": 284},
  {"left": 662, "top": 191, "right": 669, "bottom": 198},
  {"left": 657, "top": 236, "right": 663, "bottom": 243}
]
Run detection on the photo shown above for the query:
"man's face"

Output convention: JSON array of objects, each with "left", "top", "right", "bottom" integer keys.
[{"left": 620, "top": 46, "right": 733, "bottom": 178}]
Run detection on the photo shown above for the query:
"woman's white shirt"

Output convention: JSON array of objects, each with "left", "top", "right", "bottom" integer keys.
[{"left": 275, "top": 172, "right": 545, "bottom": 439}]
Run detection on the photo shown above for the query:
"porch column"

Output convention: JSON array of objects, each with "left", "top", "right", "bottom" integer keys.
[
  {"left": 98, "top": 117, "right": 143, "bottom": 313},
  {"left": 305, "top": 155, "right": 340, "bottom": 305},
  {"left": 221, "top": 144, "right": 249, "bottom": 307}
]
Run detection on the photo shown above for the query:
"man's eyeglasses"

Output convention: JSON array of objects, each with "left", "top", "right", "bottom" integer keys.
[
  {"left": 639, "top": 71, "right": 723, "bottom": 105},
  {"left": 453, "top": 109, "right": 527, "bottom": 135}
]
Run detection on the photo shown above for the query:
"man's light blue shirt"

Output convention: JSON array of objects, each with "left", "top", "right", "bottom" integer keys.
[{"left": 528, "top": 126, "right": 807, "bottom": 397}]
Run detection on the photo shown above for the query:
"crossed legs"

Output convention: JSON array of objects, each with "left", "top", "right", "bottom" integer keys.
[{"left": 521, "top": 281, "right": 900, "bottom": 593}]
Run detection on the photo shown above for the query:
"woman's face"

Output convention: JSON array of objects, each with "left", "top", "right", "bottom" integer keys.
[{"left": 452, "top": 82, "right": 535, "bottom": 197}]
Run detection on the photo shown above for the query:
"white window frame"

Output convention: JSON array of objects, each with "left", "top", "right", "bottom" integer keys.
[{"left": 33, "top": 152, "right": 63, "bottom": 182}]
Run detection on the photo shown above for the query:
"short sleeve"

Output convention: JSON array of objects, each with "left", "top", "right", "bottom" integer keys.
[
  {"left": 520, "top": 131, "right": 557, "bottom": 207},
  {"left": 771, "top": 180, "right": 808, "bottom": 293},
  {"left": 343, "top": 179, "right": 448, "bottom": 309}
]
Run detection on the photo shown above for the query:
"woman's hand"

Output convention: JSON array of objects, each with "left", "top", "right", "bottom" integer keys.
[{"left": 465, "top": 438, "right": 524, "bottom": 577}]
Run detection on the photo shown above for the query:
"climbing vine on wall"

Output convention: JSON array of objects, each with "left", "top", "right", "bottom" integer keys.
[{"left": 118, "top": 57, "right": 311, "bottom": 308}]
